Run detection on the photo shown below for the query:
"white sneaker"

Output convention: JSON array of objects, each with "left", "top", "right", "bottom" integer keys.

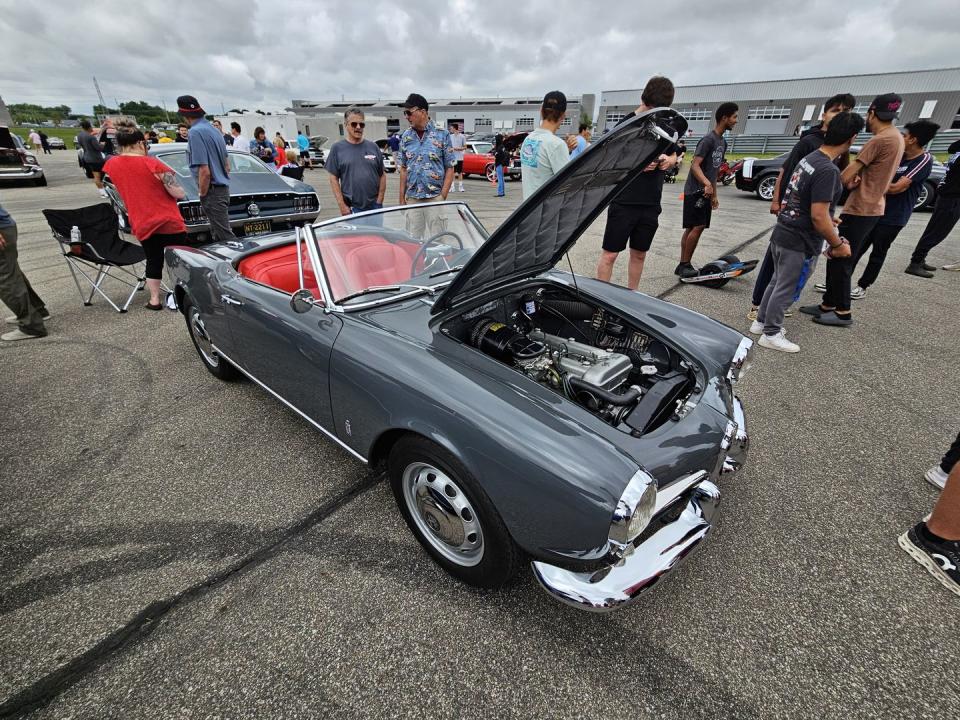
[
  {"left": 459, "top": 183, "right": 465, "bottom": 192},
  {"left": 942, "top": 261, "right": 960, "bottom": 271},
  {"left": 813, "top": 282, "right": 827, "bottom": 292},
  {"left": 850, "top": 286, "right": 866, "bottom": 300},
  {"left": 749, "top": 320, "right": 764, "bottom": 335},
  {"left": 784, "top": 305, "right": 795, "bottom": 317},
  {"left": 5, "top": 311, "right": 51, "bottom": 324},
  {"left": 925, "top": 465, "right": 948, "bottom": 490},
  {"left": 758, "top": 330, "right": 800, "bottom": 353},
  {"left": 1, "top": 328, "right": 45, "bottom": 341}
]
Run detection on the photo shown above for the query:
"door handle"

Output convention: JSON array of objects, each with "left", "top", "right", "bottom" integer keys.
[{"left": 220, "top": 294, "right": 243, "bottom": 306}]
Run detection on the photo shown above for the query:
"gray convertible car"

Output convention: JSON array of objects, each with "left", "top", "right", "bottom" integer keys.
[{"left": 165, "top": 109, "right": 752, "bottom": 612}]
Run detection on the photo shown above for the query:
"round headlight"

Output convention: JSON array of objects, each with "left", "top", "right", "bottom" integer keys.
[{"left": 609, "top": 470, "right": 659, "bottom": 546}]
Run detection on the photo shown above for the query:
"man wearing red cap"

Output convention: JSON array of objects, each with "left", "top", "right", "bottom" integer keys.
[{"left": 177, "top": 95, "right": 236, "bottom": 242}]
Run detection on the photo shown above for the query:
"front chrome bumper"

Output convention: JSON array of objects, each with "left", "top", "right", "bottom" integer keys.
[
  {"left": 532, "top": 395, "right": 747, "bottom": 613},
  {"left": 0, "top": 166, "right": 44, "bottom": 180}
]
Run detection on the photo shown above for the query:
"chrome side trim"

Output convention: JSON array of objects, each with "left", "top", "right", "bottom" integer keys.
[
  {"left": 211, "top": 344, "right": 367, "bottom": 463},
  {"left": 727, "top": 336, "right": 754, "bottom": 383},
  {"left": 532, "top": 481, "right": 720, "bottom": 612},
  {"left": 720, "top": 396, "right": 749, "bottom": 475}
]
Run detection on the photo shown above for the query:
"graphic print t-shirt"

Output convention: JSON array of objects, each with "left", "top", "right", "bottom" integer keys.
[
  {"left": 325, "top": 139, "right": 384, "bottom": 210},
  {"left": 683, "top": 130, "right": 727, "bottom": 195},
  {"left": 771, "top": 149, "right": 842, "bottom": 256},
  {"left": 520, "top": 128, "right": 570, "bottom": 199}
]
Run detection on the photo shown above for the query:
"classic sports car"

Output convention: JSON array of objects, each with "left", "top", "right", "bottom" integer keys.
[
  {"left": 165, "top": 109, "right": 752, "bottom": 612},
  {"left": 736, "top": 150, "right": 944, "bottom": 210},
  {"left": 104, "top": 146, "right": 321, "bottom": 242},
  {"left": 0, "top": 127, "right": 46, "bottom": 186},
  {"left": 462, "top": 134, "right": 525, "bottom": 182},
  {"left": 47, "top": 136, "right": 67, "bottom": 150}
]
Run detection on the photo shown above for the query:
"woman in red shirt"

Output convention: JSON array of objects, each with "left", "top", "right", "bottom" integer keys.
[{"left": 104, "top": 123, "right": 188, "bottom": 310}]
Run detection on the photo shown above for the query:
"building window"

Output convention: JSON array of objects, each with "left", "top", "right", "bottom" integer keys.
[
  {"left": 515, "top": 117, "right": 535, "bottom": 129},
  {"left": 852, "top": 103, "right": 871, "bottom": 116},
  {"left": 746, "top": 106, "right": 791, "bottom": 120},
  {"left": 474, "top": 118, "right": 492, "bottom": 131},
  {"left": 605, "top": 112, "right": 626, "bottom": 126},
  {"left": 919, "top": 100, "right": 937, "bottom": 119},
  {"left": 560, "top": 117, "right": 572, "bottom": 127},
  {"left": 802, "top": 104, "right": 817, "bottom": 122},
  {"left": 677, "top": 107, "right": 712, "bottom": 121}
]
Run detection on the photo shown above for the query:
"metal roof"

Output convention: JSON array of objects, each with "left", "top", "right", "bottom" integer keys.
[{"left": 601, "top": 67, "right": 960, "bottom": 105}]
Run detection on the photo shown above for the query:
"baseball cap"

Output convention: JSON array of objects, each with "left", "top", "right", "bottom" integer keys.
[
  {"left": 176, "top": 95, "right": 205, "bottom": 117},
  {"left": 403, "top": 93, "right": 429, "bottom": 111},
  {"left": 869, "top": 93, "right": 902, "bottom": 121},
  {"left": 541, "top": 90, "right": 567, "bottom": 114}
]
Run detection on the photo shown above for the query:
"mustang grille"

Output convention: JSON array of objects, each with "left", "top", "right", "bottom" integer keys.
[{"left": 228, "top": 193, "right": 318, "bottom": 219}]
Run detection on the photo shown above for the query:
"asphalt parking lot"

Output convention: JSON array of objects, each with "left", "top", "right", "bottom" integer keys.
[{"left": 2, "top": 151, "right": 959, "bottom": 719}]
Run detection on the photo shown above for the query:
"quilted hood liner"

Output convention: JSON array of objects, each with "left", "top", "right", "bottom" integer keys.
[{"left": 432, "top": 108, "right": 687, "bottom": 314}]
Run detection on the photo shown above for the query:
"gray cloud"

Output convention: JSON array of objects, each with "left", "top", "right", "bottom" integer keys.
[{"left": 2, "top": 0, "right": 957, "bottom": 115}]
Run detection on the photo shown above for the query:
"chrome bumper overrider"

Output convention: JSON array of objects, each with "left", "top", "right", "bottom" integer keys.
[
  {"left": 532, "top": 482, "right": 719, "bottom": 612},
  {"left": 533, "top": 395, "right": 748, "bottom": 612}
]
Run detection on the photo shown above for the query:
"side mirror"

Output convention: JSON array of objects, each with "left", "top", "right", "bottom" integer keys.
[{"left": 290, "top": 288, "right": 316, "bottom": 314}]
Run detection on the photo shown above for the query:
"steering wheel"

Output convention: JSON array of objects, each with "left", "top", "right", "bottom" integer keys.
[{"left": 410, "top": 231, "right": 464, "bottom": 276}]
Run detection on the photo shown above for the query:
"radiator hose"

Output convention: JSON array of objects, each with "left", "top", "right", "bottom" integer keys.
[{"left": 568, "top": 377, "right": 640, "bottom": 406}]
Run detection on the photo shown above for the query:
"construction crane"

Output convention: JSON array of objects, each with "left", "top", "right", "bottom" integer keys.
[{"left": 93, "top": 76, "right": 107, "bottom": 120}]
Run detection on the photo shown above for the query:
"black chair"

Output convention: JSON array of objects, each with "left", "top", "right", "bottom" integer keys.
[{"left": 42, "top": 204, "right": 146, "bottom": 313}]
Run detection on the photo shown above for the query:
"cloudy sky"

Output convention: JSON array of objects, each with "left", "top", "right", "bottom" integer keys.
[{"left": 2, "top": 0, "right": 958, "bottom": 115}]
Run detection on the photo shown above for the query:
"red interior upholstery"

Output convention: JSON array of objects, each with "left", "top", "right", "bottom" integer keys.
[
  {"left": 236, "top": 244, "right": 322, "bottom": 300},
  {"left": 343, "top": 243, "right": 411, "bottom": 289},
  {"left": 235, "top": 235, "right": 421, "bottom": 302}
]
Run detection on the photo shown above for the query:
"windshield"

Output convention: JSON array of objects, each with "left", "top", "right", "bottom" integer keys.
[
  {"left": 156, "top": 150, "right": 275, "bottom": 177},
  {"left": 470, "top": 142, "right": 493, "bottom": 155},
  {"left": 313, "top": 203, "right": 489, "bottom": 306}
]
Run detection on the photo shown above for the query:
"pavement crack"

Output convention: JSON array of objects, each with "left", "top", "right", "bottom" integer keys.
[
  {"left": 656, "top": 224, "right": 774, "bottom": 300},
  {"left": 0, "top": 472, "right": 382, "bottom": 719}
]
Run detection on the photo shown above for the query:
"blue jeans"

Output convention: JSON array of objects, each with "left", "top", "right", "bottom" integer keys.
[{"left": 496, "top": 165, "right": 505, "bottom": 196}]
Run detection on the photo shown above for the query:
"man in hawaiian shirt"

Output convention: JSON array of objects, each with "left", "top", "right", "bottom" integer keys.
[{"left": 397, "top": 93, "right": 455, "bottom": 238}]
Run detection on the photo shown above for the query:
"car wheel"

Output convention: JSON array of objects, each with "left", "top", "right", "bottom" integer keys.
[
  {"left": 389, "top": 436, "right": 521, "bottom": 589},
  {"left": 756, "top": 175, "right": 777, "bottom": 201},
  {"left": 915, "top": 182, "right": 934, "bottom": 210},
  {"left": 184, "top": 299, "right": 240, "bottom": 381},
  {"left": 485, "top": 164, "right": 496, "bottom": 183}
]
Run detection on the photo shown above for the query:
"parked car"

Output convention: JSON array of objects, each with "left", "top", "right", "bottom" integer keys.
[
  {"left": 308, "top": 135, "right": 329, "bottom": 167},
  {"left": 736, "top": 148, "right": 944, "bottom": 211},
  {"left": 47, "top": 136, "right": 66, "bottom": 150},
  {"left": 374, "top": 139, "right": 397, "bottom": 173},
  {"left": 462, "top": 133, "right": 525, "bottom": 182},
  {"left": 164, "top": 109, "right": 752, "bottom": 612},
  {"left": 0, "top": 127, "right": 46, "bottom": 186},
  {"left": 104, "top": 146, "right": 321, "bottom": 242}
]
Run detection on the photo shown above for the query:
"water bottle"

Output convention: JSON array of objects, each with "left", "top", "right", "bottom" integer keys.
[{"left": 70, "top": 225, "right": 81, "bottom": 244}]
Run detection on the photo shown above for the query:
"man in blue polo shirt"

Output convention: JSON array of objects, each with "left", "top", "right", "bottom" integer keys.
[{"left": 178, "top": 94, "right": 236, "bottom": 242}]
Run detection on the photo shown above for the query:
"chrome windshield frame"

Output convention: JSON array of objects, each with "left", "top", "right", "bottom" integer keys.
[{"left": 306, "top": 201, "right": 488, "bottom": 313}]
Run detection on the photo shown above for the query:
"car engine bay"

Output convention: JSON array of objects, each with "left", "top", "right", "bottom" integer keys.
[{"left": 443, "top": 286, "right": 698, "bottom": 435}]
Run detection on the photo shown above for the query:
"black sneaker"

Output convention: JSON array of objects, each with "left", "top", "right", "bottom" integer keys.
[
  {"left": 905, "top": 263, "right": 935, "bottom": 279},
  {"left": 674, "top": 262, "right": 698, "bottom": 279},
  {"left": 922, "top": 262, "right": 936, "bottom": 272},
  {"left": 898, "top": 522, "right": 960, "bottom": 597},
  {"left": 799, "top": 304, "right": 824, "bottom": 317}
]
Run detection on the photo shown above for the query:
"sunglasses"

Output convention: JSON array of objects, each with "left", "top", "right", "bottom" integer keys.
[
  {"left": 349, "top": 121, "right": 365, "bottom": 129},
  {"left": 403, "top": 108, "right": 421, "bottom": 117}
]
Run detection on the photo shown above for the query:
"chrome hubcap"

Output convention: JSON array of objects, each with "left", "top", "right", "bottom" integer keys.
[
  {"left": 189, "top": 308, "right": 219, "bottom": 367},
  {"left": 758, "top": 176, "right": 776, "bottom": 200},
  {"left": 402, "top": 462, "right": 483, "bottom": 566}
]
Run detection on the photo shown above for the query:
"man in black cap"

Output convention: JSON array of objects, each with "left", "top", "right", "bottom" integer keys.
[
  {"left": 519, "top": 90, "right": 570, "bottom": 199},
  {"left": 396, "top": 93, "right": 454, "bottom": 239},
  {"left": 906, "top": 137, "right": 960, "bottom": 277},
  {"left": 802, "top": 93, "right": 903, "bottom": 326},
  {"left": 177, "top": 94, "right": 236, "bottom": 243}
]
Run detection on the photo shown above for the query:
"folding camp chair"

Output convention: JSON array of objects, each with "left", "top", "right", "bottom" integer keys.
[{"left": 42, "top": 204, "right": 147, "bottom": 313}]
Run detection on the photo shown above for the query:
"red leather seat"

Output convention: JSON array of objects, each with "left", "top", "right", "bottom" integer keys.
[
  {"left": 237, "top": 244, "right": 322, "bottom": 300},
  {"left": 342, "top": 243, "right": 411, "bottom": 290}
]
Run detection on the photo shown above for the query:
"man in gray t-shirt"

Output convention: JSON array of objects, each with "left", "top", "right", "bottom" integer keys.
[
  {"left": 326, "top": 108, "right": 385, "bottom": 217},
  {"left": 676, "top": 102, "right": 738, "bottom": 278}
]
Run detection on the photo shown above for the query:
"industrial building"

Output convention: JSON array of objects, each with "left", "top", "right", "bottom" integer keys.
[
  {"left": 598, "top": 68, "right": 960, "bottom": 136},
  {"left": 291, "top": 95, "right": 596, "bottom": 136}
]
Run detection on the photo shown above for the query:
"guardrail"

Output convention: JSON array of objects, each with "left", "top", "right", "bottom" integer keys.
[{"left": 680, "top": 129, "right": 960, "bottom": 155}]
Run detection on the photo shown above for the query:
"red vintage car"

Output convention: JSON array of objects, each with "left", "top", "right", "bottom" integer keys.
[{"left": 462, "top": 133, "right": 526, "bottom": 182}]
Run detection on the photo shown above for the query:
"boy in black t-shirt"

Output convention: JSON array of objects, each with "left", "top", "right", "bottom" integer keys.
[
  {"left": 750, "top": 112, "right": 863, "bottom": 353},
  {"left": 748, "top": 93, "right": 855, "bottom": 320}
]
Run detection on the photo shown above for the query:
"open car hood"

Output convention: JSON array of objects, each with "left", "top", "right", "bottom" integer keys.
[
  {"left": 502, "top": 131, "right": 528, "bottom": 153},
  {"left": 431, "top": 108, "right": 687, "bottom": 314},
  {"left": 0, "top": 127, "right": 16, "bottom": 150}
]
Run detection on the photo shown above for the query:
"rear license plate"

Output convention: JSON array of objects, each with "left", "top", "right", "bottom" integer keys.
[{"left": 243, "top": 220, "right": 272, "bottom": 236}]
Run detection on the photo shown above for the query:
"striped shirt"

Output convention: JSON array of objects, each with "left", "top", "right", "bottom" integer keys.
[{"left": 880, "top": 151, "right": 933, "bottom": 227}]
